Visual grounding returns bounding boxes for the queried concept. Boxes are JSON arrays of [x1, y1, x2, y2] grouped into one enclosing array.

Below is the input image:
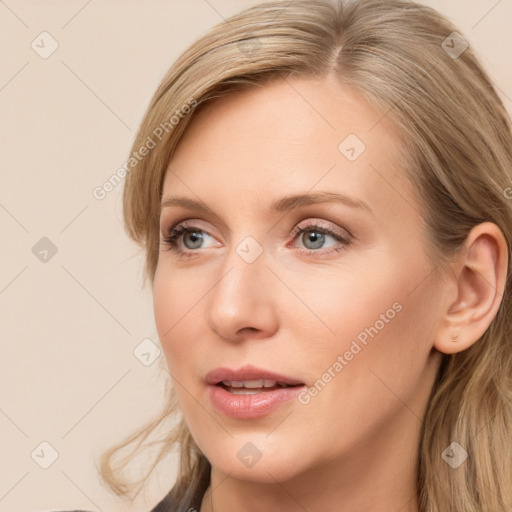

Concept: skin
[[152, 74, 508, 512]]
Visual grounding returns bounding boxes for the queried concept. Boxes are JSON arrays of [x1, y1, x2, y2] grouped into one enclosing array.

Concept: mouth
[[205, 365, 306, 419], [205, 364, 305, 388], [215, 379, 304, 395]]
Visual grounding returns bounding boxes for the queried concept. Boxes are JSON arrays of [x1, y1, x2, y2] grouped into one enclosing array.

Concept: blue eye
[[161, 223, 214, 253], [291, 224, 352, 255], [160, 221, 352, 258]]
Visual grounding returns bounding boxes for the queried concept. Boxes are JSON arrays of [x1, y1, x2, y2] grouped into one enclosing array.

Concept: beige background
[[1, 1, 511, 511]]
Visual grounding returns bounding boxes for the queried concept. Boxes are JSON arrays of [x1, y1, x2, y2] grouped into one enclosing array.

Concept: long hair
[[97, 1, 512, 510]]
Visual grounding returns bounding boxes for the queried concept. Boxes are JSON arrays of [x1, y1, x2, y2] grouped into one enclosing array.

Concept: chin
[[202, 434, 308, 483]]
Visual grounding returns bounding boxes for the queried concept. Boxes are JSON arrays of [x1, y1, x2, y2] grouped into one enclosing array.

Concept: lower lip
[[208, 384, 305, 419]]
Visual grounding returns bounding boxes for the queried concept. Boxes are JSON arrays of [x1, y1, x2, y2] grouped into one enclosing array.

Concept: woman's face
[[153, 75, 445, 483]]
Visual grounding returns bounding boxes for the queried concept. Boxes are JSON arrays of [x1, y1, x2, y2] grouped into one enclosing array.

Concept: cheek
[[309, 242, 436, 359], [295, 244, 432, 369], [152, 266, 206, 375], [299, 253, 439, 432], [285, 256, 407, 365]]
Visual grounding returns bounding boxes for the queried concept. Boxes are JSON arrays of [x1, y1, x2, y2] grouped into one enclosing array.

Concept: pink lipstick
[[205, 364, 306, 419]]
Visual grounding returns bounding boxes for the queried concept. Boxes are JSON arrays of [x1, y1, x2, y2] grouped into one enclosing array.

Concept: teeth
[[227, 388, 266, 395], [221, 379, 280, 388]]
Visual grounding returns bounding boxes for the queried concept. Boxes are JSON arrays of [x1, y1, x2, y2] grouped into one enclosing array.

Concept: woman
[[97, 1, 512, 511]]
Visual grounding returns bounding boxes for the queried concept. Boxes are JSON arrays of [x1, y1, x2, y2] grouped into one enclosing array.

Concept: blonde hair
[[97, 1, 512, 510]]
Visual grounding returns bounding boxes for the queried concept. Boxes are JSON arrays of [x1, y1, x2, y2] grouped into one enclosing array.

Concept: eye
[[289, 221, 352, 256], [160, 221, 216, 255], [160, 219, 353, 258]]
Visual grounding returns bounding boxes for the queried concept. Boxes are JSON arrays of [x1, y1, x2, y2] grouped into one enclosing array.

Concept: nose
[[206, 240, 279, 342]]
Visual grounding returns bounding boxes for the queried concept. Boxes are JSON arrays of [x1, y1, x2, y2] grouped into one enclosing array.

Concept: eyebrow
[[159, 191, 373, 216]]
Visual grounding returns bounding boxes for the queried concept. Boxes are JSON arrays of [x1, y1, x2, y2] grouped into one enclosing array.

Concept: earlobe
[[433, 222, 508, 355]]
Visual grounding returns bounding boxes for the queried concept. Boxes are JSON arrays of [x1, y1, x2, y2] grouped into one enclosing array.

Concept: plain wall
[[1, 1, 511, 511]]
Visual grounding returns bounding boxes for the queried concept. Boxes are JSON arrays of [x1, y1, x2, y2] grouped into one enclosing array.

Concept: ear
[[433, 222, 509, 355]]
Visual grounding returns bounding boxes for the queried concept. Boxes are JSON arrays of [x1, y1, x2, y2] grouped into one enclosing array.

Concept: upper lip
[[205, 364, 305, 386]]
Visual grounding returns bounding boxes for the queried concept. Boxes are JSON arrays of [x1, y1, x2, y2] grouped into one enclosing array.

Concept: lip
[[204, 364, 305, 386], [205, 364, 306, 420], [208, 384, 305, 419]]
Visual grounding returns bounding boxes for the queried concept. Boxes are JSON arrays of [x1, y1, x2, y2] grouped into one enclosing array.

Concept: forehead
[[162, 75, 414, 221]]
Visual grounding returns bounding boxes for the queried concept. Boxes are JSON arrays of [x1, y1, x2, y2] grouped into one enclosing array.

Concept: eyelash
[[160, 220, 353, 258]]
